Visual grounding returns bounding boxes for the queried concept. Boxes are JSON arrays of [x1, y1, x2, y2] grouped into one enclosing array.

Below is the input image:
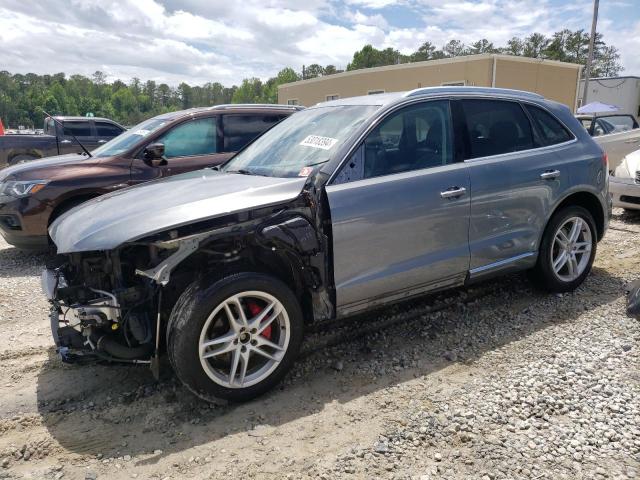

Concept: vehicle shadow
[[36, 266, 624, 462]]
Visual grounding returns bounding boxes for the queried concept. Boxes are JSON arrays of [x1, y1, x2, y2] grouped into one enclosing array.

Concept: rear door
[[326, 100, 470, 314], [460, 98, 572, 278], [59, 120, 99, 154]]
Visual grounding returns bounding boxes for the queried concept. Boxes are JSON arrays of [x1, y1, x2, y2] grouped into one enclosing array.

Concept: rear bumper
[[610, 176, 640, 210]]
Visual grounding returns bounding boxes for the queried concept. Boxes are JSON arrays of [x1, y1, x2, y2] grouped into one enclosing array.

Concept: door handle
[[440, 186, 467, 199], [98, 139, 106, 144], [540, 170, 560, 180], [60, 139, 72, 144]]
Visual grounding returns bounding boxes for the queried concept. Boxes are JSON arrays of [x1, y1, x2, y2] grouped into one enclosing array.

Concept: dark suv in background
[[0, 104, 301, 249], [0, 116, 126, 167]]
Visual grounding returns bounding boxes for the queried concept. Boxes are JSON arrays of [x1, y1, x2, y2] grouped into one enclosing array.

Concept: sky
[[0, 0, 638, 86]]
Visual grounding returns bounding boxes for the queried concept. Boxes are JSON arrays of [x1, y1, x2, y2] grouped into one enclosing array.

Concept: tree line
[[0, 29, 622, 128]]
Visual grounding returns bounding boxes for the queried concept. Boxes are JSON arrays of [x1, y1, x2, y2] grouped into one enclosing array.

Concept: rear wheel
[[531, 206, 597, 293], [167, 273, 304, 402]]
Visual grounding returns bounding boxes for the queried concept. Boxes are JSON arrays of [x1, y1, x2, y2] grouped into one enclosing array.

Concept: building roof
[[279, 53, 581, 90]]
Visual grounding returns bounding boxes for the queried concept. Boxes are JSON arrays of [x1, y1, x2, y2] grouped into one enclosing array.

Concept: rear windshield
[[91, 118, 168, 158], [221, 105, 378, 178]]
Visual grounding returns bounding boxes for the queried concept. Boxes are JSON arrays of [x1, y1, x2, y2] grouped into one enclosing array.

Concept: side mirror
[[143, 143, 167, 167]]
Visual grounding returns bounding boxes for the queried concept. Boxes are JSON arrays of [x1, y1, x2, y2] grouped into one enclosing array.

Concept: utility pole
[[582, 0, 599, 106]]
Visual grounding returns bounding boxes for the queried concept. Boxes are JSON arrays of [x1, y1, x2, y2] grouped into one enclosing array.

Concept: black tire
[[531, 205, 597, 293], [166, 272, 304, 403]]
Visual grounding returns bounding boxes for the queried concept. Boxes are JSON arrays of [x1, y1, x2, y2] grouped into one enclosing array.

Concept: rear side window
[[526, 105, 573, 146], [96, 122, 124, 137], [63, 122, 92, 137], [461, 99, 534, 159], [222, 115, 284, 152], [158, 117, 218, 158]]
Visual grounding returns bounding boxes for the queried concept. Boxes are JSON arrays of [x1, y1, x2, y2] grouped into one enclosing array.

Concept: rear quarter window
[[96, 122, 124, 137], [525, 105, 573, 146]]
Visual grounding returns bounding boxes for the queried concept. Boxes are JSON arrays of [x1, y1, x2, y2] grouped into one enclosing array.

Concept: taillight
[[603, 152, 609, 170]]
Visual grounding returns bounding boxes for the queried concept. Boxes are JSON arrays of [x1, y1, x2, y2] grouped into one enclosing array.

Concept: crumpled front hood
[[615, 149, 640, 178], [50, 169, 307, 253], [0, 153, 95, 182]]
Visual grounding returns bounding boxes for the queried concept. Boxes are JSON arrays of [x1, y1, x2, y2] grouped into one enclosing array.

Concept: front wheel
[[531, 206, 597, 293], [167, 273, 304, 402]]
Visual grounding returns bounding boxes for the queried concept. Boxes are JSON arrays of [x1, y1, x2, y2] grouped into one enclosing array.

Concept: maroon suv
[[0, 104, 301, 249]]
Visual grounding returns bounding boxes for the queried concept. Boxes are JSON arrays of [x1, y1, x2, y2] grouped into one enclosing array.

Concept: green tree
[[469, 39, 497, 55], [232, 78, 263, 103], [442, 40, 466, 57], [523, 33, 548, 58]]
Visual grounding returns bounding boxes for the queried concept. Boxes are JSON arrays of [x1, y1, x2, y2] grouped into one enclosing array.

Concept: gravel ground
[[0, 209, 638, 480]]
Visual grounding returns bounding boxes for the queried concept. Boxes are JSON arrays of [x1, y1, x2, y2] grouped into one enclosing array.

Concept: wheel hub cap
[[551, 216, 592, 283]]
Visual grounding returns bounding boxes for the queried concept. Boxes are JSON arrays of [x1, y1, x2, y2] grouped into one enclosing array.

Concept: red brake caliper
[[247, 301, 272, 340]]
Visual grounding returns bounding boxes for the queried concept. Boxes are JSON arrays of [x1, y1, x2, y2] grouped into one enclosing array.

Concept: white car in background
[[611, 148, 640, 210], [576, 114, 640, 172]]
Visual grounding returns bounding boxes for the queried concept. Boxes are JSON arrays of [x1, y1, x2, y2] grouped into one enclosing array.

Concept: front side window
[[222, 115, 283, 152], [461, 99, 534, 159], [344, 100, 453, 180], [525, 105, 573, 146], [222, 105, 378, 178], [63, 122, 92, 137], [158, 117, 218, 159], [96, 122, 124, 137]]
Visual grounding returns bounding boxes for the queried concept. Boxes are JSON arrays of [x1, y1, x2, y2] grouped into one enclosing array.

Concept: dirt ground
[[0, 209, 638, 480]]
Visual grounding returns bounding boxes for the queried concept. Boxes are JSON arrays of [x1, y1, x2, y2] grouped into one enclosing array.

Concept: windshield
[[91, 117, 170, 158], [222, 105, 379, 177]]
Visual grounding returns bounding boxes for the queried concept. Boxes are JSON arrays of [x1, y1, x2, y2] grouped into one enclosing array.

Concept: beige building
[[278, 54, 582, 111]]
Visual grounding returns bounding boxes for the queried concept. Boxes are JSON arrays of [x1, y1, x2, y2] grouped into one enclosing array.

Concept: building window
[[441, 81, 466, 86], [368, 89, 385, 95], [325, 94, 340, 101], [287, 99, 299, 105]]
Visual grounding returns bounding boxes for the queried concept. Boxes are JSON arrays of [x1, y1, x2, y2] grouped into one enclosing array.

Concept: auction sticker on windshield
[[299, 135, 338, 150]]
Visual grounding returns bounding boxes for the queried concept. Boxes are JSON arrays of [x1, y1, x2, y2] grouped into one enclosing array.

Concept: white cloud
[[0, 0, 635, 86]]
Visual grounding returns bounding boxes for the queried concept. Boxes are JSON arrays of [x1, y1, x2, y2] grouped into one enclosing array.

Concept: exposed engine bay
[[43, 197, 333, 378]]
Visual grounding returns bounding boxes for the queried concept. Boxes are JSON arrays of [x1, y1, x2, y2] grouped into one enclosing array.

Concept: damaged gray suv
[[43, 87, 610, 402]]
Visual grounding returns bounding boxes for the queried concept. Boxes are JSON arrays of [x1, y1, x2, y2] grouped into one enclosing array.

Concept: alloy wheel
[[198, 291, 290, 389], [550, 216, 593, 283]]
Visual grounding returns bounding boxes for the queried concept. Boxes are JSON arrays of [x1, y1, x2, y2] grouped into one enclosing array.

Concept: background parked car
[[611, 148, 640, 210], [0, 104, 302, 249], [576, 113, 640, 172], [0, 116, 126, 167]]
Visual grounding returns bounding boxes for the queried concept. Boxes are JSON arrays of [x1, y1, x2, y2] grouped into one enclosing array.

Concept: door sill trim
[[468, 252, 536, 277]]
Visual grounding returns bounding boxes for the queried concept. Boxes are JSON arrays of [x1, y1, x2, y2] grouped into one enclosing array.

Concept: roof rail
[[404, 86, 544, 100], [206, 104, 303, 110]]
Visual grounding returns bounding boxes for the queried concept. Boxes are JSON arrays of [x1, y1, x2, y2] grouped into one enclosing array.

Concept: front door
[[325, 100, 470, 315], [59, 121, 99, 155]]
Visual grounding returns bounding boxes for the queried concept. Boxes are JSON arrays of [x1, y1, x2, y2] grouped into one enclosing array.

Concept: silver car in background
[[43, 87, 610, 402]]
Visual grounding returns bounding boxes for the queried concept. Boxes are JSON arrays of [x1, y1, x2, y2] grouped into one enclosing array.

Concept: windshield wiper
[[226, 169, 268, 176], [304, 159, 329, 168]]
